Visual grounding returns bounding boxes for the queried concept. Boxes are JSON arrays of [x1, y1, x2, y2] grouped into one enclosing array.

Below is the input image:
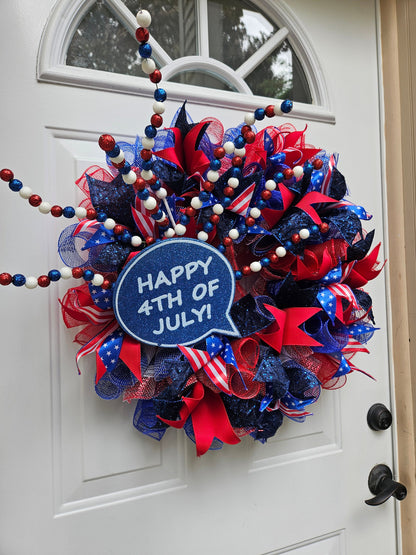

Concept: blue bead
[[285, 241, 293, 249], [145, 125, 157, 138], [274, 172, 284, 183], [12, 274, 26, 286], [151, 209, 164, 221], [48, 269, 61, 281], [142, 160, 153, 170], [154, 88, 167, 102], [119, 163, 131, 174], [210, 159, 221, 171], [238, 224, 247, 234], [63, 206, 75, 218], [120, 232, 132, 245], [180, 214, 190, 225], [9, 179, 22, 192], [311, 224, 319, 233], [139, 43, 152, 58], [254, 108, 265, 120], [217, 244, 226, 254], [199, 191, 210, 202], [107, 145, 120, 158], [97, 211, 107, 222], [231, 167, 242, 179], [234, 135, 245, 148], [222, 198, 232, 207], [260, 257, 270, 267], [257, 199, 266, 209], [203, 222, 214, 232], [281, 100, 293, 113], [137, 189, 150, 200], [235, 270, 243, 280], [83, 270, 94, 281], [150, 180, 161, 191]]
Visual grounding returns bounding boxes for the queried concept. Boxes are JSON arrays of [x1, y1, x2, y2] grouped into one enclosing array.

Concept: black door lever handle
[[365, 464, 407, 506]]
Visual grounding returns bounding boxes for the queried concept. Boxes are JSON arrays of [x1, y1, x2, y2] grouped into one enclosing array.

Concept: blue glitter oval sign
[[113, 238, 239, 347]]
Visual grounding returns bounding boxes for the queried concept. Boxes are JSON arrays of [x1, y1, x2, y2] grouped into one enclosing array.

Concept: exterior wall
[[380, 0, 416, 551]]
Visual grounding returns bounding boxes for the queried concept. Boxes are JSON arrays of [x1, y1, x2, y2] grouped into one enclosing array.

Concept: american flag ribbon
[[321, 153, 337, 196], [132, 197, 156, 238], [328, 283, 360, 310], [73, 219, 101, 236], [227, 182, 256, 217], [76, 320, 119, 375], [178, 344, 231, 394]]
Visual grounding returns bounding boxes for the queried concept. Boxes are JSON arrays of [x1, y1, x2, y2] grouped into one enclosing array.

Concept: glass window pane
[[123, 0, 197, 59], [66, 2, 142, 76], [245, 40, 312, 103], [208, 0, 277, 70], [169, 70, 236, 91]]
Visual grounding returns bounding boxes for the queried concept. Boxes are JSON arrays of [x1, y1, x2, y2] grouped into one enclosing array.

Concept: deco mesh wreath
[[0, 9, 383, 456]]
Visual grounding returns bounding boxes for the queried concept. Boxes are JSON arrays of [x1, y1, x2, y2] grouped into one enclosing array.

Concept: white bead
[[141, 169, 153, 180], [122, 170, 137, 184], [165, 228, 175, 238], [109, 151, 125, 164], [143, 196, 157, 210], [265, 179, 277, 191], [229, 228, 239, 240], [153, 101, 165, 114], [136, 9, 151, 27], [228, 177, 239, 188], [141, 59, 156, 75], [131, 235, 142, 247], [299, 228, 310, 240], [223, 141, 235, 154], [75, 206, 87, 218], [274, 105, 283, 116], [60, 267, 73, 279], [25, 276, 38, 289], [250, 207, 261, 219], [92, 274, 104, 287], [19, 186, 32, 199], [174, 224, 187, 236], [104, 218, 116, 230], [235, 147, 246, 157], [191, 197, 203, 210], [197, 231, 208, 242], [38, 201, 52, 214], [250, 261, 262, 273], [213, 203, 224, 215], [244, 113, 256, 125], [206, 170, 219, 182], [141, 137, 154, 149], [155, 187, 167, 199], [293, 165, 304, 178], [275, 246, 287, 257]]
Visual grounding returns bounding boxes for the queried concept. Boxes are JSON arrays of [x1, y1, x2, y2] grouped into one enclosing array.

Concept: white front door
[[0, 0, 400, 554]]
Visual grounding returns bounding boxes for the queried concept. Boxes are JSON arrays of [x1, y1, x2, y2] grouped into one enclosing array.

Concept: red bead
[[320, 222, 329, 233], [134, 177, 146, 191], [210, 214, 220, 225], [241, 125, 251, 135], [245, 217, 255, 227], [313, 159, 323, 170], [145, 236, 155, 245], [232, 156, 243, 167], [149, 70, 162, 83], [112, 161, 126, 169], [147, 175, 158, 185], [29, 194, 42, 207], [185, 207, 196, 217], [0, 168, 14, 182], [283, 168, 294, 180], [135, 27, 149, 43], [151, 114, 163, 128], [223, 237, 232, 247], [270, 253, 278, 263], [291, 233, 301, 244], [261, 190, 272, 200], [38, 275, 50, 288], [265, 105, 275, 117], [223, 186, 234, 197], [113, 225, 124, 235], [72, 267, 84, 279], [214, 147, 225, 159], [98, 134, 115, 152], [242, 265, 251, 276], [86, 208, 97, 220], [51, 205, 63, 217], [101, 279, 112, 290], [244, 131, 256, 144], [0, 272, 12, 285], [140, 149, 152, 161], [203, 180, 215, 192]]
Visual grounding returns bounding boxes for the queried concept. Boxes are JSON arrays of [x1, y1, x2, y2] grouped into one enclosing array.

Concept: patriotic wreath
[[0, 9, 383, 456]]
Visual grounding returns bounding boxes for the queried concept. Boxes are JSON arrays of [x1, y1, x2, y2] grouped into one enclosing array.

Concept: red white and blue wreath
[[0, 9, 383, 455]]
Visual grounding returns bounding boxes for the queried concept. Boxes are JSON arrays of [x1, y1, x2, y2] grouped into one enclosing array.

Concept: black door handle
[[365, 464, 407, 506], [367, 403, 392, 431]]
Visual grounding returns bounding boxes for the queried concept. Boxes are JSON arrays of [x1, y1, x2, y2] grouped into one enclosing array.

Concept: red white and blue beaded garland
[[0, 9, 384, 456]]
